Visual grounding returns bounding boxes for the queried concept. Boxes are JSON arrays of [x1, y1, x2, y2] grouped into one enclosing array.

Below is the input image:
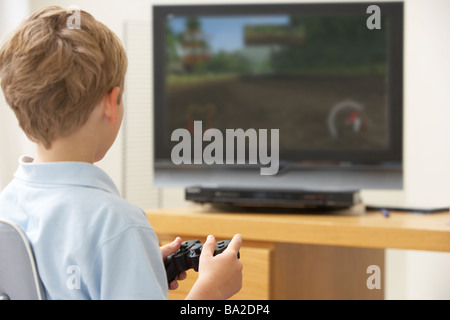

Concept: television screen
[[153, 2, 403, 190]]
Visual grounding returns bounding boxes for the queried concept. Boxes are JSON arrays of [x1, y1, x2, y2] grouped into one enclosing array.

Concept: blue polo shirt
[[0, 156, 168, 300]]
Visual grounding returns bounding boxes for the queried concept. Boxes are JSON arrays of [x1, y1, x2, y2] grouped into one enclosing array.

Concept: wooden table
[[146, 205, 450, 300]]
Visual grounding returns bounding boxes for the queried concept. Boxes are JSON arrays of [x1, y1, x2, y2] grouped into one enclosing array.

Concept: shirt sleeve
[[87, 225, 169, 300]]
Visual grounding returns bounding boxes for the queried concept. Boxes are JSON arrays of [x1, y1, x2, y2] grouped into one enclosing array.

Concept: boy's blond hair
[[0, 6, 128, 148]]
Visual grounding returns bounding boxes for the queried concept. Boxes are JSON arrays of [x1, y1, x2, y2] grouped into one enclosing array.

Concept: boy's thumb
[[161, 237, 181, 259]]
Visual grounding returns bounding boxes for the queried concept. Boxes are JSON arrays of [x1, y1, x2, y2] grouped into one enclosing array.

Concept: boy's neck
[[34, 135, 99, 164]]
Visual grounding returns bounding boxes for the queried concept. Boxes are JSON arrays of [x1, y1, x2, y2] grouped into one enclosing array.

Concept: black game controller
[[165, 239, 240, 285]]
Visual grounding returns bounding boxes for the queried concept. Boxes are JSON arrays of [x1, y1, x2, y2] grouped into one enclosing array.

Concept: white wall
[[385, 0, 450, 299], [1, 0, 449, 299]]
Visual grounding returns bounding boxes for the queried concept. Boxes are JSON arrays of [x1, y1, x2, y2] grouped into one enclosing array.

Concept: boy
[[0, 6, 242, 299]]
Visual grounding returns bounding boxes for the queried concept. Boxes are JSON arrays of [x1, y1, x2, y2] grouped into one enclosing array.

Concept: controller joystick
[[165, 239, 240, 285]]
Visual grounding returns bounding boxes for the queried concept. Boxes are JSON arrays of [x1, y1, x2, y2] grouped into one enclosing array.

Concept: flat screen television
[[153, 2, 403, 191]]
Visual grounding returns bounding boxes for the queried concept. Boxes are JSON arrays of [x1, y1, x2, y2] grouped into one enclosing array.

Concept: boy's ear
[[103, 86, 121, 125]]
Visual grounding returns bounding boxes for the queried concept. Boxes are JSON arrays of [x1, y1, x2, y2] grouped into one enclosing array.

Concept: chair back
[[0, 219, 45, 300]]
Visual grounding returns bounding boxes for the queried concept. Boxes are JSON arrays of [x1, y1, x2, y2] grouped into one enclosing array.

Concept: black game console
[[165, 239, 240, 285], [185, 186, 361, 209]]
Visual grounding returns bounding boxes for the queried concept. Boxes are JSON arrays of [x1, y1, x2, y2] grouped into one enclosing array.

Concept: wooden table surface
[[146, 205, 450, 252]]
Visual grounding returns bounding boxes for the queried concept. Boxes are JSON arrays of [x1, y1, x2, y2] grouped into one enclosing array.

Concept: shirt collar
[[14, 156, 120, 196]]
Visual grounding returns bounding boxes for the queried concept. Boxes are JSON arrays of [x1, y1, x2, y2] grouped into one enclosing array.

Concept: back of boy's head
[[0, 6, 128, 149]]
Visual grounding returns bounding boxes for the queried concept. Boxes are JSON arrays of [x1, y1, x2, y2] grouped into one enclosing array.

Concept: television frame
[[152, 2, 404, 191]]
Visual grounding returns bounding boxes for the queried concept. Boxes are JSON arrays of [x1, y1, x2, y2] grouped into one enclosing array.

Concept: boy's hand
[[187, 234, 243, 300], [160, 237, 187, 290]]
